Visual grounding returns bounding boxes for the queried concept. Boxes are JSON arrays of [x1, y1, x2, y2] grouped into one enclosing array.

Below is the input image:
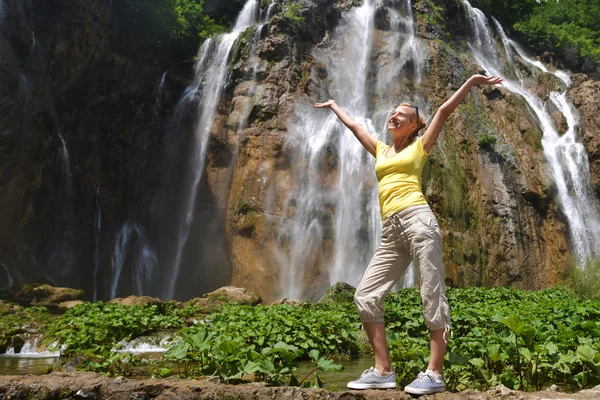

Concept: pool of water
[[0, 355, 58, 375], [295, 356, 373, 391]]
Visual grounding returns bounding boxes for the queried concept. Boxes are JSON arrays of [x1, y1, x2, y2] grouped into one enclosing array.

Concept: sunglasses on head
[[409, 105, 419, 123]]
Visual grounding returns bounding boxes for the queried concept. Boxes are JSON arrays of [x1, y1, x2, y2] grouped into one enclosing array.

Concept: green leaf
[[469, 358, 485, 368], [308, 349, 320, 362], [577, 344, 596, 363], [545, 342, 559, 355], [501, 314, 527, 335], [522, 326, 537, 346], [317, 357, 344, 372]]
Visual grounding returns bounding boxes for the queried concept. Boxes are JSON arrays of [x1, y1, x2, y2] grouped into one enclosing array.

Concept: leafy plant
[[478, 132, 497, 149], [297, 350, 344, 388]]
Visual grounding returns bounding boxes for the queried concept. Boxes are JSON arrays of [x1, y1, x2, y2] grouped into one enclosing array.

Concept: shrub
[[478, 132, 497, 149]]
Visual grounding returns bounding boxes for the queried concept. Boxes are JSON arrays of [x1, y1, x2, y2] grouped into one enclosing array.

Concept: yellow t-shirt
[[375, 138, 428, 221]]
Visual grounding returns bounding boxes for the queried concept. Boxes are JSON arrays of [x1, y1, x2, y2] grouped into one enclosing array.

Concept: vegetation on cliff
[[469, 0, 600, 72], [111, 0, 244, 58]]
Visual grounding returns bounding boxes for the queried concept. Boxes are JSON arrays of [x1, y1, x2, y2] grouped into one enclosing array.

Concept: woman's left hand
[[470, 74, 503, 86]]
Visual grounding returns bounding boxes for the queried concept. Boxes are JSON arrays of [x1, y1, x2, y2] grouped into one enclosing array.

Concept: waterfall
[[165, 0, 261, 299], [0, 263, 13, 290], [462, 1, 600, 265], [264, 0, 277, 22], [19, 75, 33, 139], [57, 133, 73, 193], [93, 185, 101, 302], [276, 0, 426, 299], [110, 222, 157, 299], [152, 71, 167, 121]]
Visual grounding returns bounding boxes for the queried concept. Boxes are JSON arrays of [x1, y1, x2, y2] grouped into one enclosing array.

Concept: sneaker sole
[[403, 386, 446, 395], [347, 382, 397, 390]]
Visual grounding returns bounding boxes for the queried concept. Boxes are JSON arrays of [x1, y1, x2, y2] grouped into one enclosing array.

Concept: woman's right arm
[[314, 100, 378, 157]]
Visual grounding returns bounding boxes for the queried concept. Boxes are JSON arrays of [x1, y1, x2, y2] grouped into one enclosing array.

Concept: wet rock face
[[569, 75, 600, 195]]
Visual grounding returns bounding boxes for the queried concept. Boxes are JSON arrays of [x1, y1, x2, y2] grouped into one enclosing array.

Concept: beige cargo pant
[[354, 204, 451, 334]]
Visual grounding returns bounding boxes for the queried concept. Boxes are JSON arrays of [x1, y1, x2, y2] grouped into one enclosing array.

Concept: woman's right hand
[[314, 99, 336, 108]]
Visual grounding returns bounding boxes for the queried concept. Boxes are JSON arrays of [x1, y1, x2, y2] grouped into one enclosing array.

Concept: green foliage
[[46, 301, 196, 359], [469, 0, 600, 72], [478, 132, 497, 149], [3, 286, 600, 390], [385, 287, 600, 391], [282, 2, 305, 35], [0, 304, 52, 352], [110, 0, 231, 58], [568, 259, 600, 301], [163, 302, 356, 382]]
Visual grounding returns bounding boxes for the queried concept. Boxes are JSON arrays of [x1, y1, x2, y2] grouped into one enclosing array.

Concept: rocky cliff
[[0, 0, 598, 302]]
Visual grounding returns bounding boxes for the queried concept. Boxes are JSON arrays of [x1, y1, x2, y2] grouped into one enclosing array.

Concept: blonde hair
[[398, 103, 426, 139]]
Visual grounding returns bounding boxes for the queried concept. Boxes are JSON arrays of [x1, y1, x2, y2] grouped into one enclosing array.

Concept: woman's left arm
[[422, 74, 502, 153]]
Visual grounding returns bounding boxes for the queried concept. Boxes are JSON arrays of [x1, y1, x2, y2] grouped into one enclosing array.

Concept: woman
[[314, 74, 502, 395]]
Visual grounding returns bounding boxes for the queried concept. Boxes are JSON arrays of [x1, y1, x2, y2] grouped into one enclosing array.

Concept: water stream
[[165, 0, 260, 299], [462, 1, 600, 265], [93, 184, 102, 302], [110, 222, 157, 298]]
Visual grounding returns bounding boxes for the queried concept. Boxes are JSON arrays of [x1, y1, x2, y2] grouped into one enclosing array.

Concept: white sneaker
[[347, 367, 397, 390]]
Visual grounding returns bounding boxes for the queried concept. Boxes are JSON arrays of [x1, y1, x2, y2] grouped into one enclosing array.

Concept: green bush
[[282, 2, 305, 35], [110, 0, 232, 59], [478, 132, 497, 149], [568, 260, 600, 301]]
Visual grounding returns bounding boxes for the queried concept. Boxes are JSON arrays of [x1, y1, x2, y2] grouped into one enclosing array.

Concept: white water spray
[[57, 133, 73, 193], [111, 222, 157, 299], [279, 1, 381, 299], [93, 185, 101, 301]]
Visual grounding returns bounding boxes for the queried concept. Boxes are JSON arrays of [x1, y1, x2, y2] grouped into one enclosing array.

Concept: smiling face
[[387, 105, 418, 137]]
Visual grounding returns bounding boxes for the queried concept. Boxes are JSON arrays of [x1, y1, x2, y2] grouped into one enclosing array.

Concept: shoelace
[[360, 367, 375, 377], [415, 372, 433, 382]]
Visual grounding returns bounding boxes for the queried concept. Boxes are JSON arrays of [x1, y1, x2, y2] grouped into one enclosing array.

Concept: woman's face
[[387, 105, 417, 134]]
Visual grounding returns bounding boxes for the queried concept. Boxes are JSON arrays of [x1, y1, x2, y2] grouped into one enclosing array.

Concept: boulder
[[108, 296, 163, 307], [186, 286, 262, 313], [57, 300, 84, 313], [14, 284, 84, 308], [271, 298, 302, 305], [319, 282, 356, 303]]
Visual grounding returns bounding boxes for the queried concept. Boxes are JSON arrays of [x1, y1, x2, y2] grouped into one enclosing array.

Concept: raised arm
[[315, 100, 378, 157], [422, 75, 502, 153]]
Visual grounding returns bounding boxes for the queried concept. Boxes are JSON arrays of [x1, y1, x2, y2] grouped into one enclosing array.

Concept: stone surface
[[186, 286, 262, 313], [13, 284, 84, 308], [569, 75, 600, 196], [57, 300, 84, 312], [320, 282, 356, 303], [108, 296, 163, 307], [0, 373, 597, 400]]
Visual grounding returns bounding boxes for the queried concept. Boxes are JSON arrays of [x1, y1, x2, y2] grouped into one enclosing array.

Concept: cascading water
[[19, 75, 33, 139], [151, 71, 167, 123], [0, 263, 13, 290], [264, 0, 277, 22], [165, 0, 260, 299], [57, 133, 73, 193], [93, 185, 101, 301], [279, 0, 425, 298], [462, 1, 600, 265], [111, 222, 157, 298]]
